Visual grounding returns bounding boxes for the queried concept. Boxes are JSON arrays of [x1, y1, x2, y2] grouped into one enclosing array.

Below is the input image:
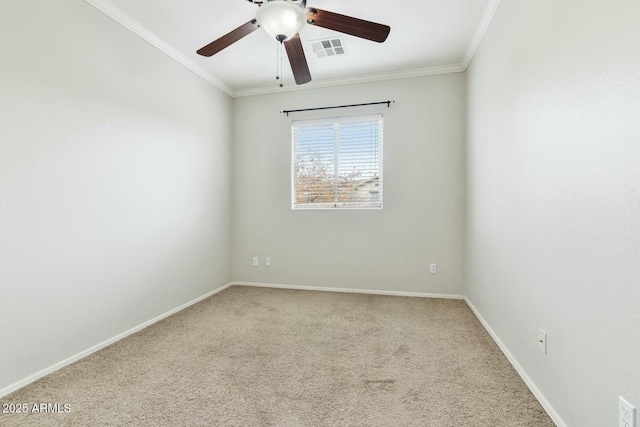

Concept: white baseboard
[[233, 281, 465, 300], [7, 279, 561, 427], [464, 297, 566, 427], [0, 282, 233, 399]]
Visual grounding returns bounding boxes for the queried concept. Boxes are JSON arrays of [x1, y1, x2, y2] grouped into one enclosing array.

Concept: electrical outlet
[[429, 264, 437, 274], [620, 396, 636, 427], [265, 257, 271, 267], [538, 329, 547, 354], [252, 257, 258, 267]]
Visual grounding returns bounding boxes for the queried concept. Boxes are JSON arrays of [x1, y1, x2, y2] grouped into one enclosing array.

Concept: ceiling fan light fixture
[[256, 0, 306, 42]]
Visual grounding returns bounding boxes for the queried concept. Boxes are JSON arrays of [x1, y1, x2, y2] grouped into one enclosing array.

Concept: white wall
[[0, 1, 232, 393], [233, 74, 465, 295], [465, 1, 640, 426]]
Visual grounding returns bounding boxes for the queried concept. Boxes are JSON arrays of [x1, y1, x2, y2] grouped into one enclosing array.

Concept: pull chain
[[275, 41, 284, 88], [275, 41, 280, 84]]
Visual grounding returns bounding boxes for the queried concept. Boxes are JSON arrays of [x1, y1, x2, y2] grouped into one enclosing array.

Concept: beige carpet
[[2, 286, 555, 426]]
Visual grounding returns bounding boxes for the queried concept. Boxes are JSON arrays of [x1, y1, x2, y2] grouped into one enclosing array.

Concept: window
[[292, 114, 383, 209]]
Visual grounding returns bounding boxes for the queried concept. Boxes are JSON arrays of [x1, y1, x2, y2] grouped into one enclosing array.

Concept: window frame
[[291, 114, 383, 210]]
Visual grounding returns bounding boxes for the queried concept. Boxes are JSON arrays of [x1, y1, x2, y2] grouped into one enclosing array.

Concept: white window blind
[[292, 114, 383, 209]]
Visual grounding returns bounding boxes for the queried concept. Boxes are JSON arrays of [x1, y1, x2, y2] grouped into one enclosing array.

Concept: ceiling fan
[[196, 0, 391, 85]]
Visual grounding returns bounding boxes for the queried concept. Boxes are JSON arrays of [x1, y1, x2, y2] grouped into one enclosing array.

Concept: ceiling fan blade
[[306, 9, 390, 43], [284, 34, 312, 85], [196, 19, 259, 57]]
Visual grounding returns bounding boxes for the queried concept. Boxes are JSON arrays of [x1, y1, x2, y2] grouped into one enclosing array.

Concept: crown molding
[[83, 0, 233, 96], [84, 0, 501, 98], [232, 63, 466, 98], [462, 0, 504, 69]]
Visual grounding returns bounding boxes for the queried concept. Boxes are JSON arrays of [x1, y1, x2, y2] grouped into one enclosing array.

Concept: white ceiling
[[87, 0, 500, 97]]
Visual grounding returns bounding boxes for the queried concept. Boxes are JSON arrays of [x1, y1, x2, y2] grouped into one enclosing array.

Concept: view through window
[[292, 114, 383, 209]]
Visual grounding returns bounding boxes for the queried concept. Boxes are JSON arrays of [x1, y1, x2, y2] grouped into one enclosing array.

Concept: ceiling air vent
[[310, 37, 346, 58]]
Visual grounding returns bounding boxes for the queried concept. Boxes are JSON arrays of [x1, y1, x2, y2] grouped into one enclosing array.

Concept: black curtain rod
[[281, 100, 395, 116]]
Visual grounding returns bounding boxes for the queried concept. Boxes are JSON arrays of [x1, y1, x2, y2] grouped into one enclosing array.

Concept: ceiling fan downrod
[[246, 0, 306, 6]]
